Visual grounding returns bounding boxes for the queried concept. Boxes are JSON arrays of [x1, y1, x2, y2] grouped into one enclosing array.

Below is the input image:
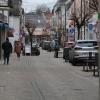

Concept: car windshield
[[77, 41, 97, 47]]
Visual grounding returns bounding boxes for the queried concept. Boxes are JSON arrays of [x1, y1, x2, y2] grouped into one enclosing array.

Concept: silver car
[[22, 44, 31, 56], [69, 40, 98, 65]]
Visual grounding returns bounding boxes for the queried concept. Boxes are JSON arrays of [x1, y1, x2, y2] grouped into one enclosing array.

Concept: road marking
[[31, 81, 46, 100]]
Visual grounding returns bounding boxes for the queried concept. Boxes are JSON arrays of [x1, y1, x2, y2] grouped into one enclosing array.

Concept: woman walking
[[15, 41, 22, 60]]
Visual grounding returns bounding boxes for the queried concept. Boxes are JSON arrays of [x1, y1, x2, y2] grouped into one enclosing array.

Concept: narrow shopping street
[[0, 49, 99, 100]]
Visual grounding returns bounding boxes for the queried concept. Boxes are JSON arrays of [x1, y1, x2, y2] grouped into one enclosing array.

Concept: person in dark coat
[[54, 40, 59, 58], [2, 38, 12, 64]]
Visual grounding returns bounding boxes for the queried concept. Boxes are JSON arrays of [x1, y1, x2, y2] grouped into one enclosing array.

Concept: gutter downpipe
[[98, 0, 100, 99]]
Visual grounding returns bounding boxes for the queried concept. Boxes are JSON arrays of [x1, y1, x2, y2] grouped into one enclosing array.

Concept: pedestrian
[[54, 40, 59, 58], [2, 38, 12, 65], [15, 41, 22, 60]]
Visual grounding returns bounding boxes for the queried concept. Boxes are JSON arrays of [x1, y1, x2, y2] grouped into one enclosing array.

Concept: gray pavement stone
[[0, 51, 99, 100]]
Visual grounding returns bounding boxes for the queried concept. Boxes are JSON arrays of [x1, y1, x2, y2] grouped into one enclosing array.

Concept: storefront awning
[[2, 23, 9, 30], [4, 23, 9, 29], [0, 21, 9, 29], [0, 21, 4, 28]]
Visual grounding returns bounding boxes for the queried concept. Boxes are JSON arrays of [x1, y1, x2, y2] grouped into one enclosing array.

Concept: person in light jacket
[[15, 41, 22, 60]]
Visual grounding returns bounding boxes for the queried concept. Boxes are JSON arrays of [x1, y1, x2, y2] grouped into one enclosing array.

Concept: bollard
[[88, 52, 92, 70], [93, 53, 99, 76]]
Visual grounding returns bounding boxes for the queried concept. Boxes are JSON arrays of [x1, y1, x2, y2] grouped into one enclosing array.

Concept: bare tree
[[25, 22, 36, 55], [89, 0, 98, 11], [71, 0, 98, 39]]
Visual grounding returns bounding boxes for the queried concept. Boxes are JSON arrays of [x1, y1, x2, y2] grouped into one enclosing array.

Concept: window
[[77, 41, 98, 47]]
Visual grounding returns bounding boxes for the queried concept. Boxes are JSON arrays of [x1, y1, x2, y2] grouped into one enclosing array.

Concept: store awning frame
[[0, 21, 4, 28], [2, 23, 9, 30], [0, 21, 9, 29]]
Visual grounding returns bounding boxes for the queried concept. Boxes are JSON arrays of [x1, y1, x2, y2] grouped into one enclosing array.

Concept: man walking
[[2, 38, 12, 64], [54, 40, 59, 58]]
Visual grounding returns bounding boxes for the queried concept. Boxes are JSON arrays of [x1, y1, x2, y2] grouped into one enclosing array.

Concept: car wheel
[[36, 51, 40, 56], [22, 51, 25, 56]]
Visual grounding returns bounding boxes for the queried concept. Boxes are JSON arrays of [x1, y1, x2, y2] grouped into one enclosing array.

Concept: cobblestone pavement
[[0, 50, 99, 100]]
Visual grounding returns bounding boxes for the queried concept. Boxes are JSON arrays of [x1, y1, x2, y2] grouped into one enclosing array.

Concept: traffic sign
[[88, 24, 93, 33]]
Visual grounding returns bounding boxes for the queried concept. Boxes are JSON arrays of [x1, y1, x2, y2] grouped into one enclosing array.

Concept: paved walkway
[[0, 52, 99, 100]]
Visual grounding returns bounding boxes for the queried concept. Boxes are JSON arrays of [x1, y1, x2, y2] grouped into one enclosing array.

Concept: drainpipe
[[98, 0, 100, 98]]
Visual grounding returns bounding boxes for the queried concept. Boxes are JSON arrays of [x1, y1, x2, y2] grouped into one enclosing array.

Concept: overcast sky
[[22, 0, 57, 12]]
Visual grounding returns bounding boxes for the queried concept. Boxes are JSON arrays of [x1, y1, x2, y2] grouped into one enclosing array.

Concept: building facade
[[0, 0, 10, 59], [9, 0, 24, 48], [51, 0, 97, 43]]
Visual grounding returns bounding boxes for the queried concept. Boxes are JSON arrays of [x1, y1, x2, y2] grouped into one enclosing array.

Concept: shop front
[[0, 21, 9, 59]]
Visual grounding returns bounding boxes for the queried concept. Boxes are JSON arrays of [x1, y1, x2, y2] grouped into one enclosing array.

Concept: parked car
[[22, 44, 31, 56], [42, 41, 51, 50], [31, 43, 40, 56], [69, 40, 98, 65]]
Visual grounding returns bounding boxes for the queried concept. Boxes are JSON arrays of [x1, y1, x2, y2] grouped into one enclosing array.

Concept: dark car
[[31, 43, 40, 56], [42, 41, 51, 50]]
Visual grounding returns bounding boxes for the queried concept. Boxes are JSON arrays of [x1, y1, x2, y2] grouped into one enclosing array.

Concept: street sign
[[88, 24, 93, 33], [69, 26, 75, 34]]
